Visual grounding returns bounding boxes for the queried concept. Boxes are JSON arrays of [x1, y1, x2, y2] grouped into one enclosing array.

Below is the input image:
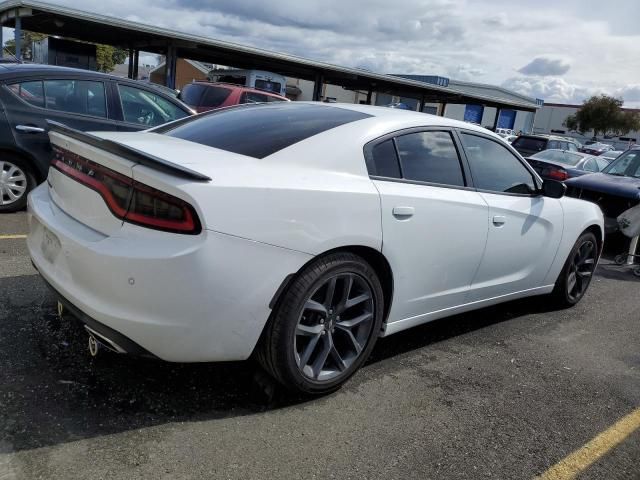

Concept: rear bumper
[[27, 184, 311, 362]]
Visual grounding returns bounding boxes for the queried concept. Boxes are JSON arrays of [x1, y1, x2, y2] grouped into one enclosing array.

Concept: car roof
[[0, 63, 168, 89], [189, 81, 287, 98], [518, 133, 571, 141]]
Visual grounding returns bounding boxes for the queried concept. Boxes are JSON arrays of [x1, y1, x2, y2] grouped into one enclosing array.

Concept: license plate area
[[41, 226, 61, 264]]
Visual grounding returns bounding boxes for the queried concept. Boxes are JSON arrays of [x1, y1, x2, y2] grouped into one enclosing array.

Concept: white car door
[[458, 131, 564, 301], [365, 129, 489, 324]]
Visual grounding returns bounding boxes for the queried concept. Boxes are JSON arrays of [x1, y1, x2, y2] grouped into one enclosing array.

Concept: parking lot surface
[[1, 211, 639, 479]]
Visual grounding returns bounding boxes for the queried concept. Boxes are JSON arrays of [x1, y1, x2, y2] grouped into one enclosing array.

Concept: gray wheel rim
[[295, 272, 375, 382], [0, 160, 28, 206], [567, 240, 596, 301]]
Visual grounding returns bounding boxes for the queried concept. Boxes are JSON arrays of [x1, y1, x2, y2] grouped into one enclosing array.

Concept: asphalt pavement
[[1, 211, 638, 479]]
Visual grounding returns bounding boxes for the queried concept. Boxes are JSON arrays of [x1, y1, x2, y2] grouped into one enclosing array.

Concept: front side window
[[567, 142, 578, 152], [44, 79, 107, 117], [394, 131, 465, 186], [118, 84, 188, 127], [461, 133, 537, 194], [7, 80, 45, 108]]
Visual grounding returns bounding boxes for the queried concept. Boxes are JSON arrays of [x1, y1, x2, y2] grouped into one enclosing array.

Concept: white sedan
[[27, 103, 603, 394]]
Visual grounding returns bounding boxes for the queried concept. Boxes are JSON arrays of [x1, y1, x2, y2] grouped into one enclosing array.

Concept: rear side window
[[162, 103, 371, 159], [512, 136, 547, 152], [583, 158, 598, 172], [395, 131, 465, 186], [180, 84, 231, 108], [368, 139, 401, 178], [7, 80, 45, 108], [44, 80, 107, 117], [461, 133, 536, 194]]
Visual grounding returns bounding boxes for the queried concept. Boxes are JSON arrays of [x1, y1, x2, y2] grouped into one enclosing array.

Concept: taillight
[[544, 167, 569, 181], [51, 146, 201, 234]]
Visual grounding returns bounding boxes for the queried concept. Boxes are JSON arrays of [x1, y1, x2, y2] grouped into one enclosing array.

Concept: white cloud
[[518, 56, 571, 76], [4, 0, 640, 106]]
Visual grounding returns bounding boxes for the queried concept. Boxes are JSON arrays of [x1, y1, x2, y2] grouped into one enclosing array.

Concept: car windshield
[[180, 84, 231, 108], [602, 150, 640, 177], [530, 149, 584, 166]]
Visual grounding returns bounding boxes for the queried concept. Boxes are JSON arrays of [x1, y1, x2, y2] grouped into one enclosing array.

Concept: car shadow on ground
[[0, 265, 620, 453]]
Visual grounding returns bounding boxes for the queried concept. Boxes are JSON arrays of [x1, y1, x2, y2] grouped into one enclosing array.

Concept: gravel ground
[[0, 211, 638, 479]]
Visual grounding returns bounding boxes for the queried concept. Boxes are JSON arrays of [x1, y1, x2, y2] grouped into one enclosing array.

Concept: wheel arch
[[268, 245, 394, 326], [0, 146, 46, 182], [583, 223, 604, 256]]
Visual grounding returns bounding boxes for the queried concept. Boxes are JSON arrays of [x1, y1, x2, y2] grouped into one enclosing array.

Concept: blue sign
[[464, 104, 484, 124]]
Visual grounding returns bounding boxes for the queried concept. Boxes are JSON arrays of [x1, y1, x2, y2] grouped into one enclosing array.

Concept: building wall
[[533, 104, 640, 149], [150, 59, 208, 90]]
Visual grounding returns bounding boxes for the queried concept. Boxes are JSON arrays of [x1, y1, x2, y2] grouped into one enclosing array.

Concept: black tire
[[258, 252, 385, 395], [0, 154, 37, 213], [550, 232, 598, 307]]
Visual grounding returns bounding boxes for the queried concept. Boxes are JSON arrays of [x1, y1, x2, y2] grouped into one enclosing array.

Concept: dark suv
[[511, 134, 579, 157], [0, 64, 194, 212]]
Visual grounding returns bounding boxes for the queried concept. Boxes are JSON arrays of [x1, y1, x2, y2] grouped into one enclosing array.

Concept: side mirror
[[541, 179, 566, 198]]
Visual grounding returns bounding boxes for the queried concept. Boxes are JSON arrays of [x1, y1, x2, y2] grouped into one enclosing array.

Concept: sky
[[4, 0, 640, 106]]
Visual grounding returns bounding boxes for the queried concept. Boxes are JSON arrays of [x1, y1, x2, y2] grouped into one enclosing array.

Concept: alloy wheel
[[0, 161, 28, 206], [566, 240, 596, 302], [294, 273, 375, 382]]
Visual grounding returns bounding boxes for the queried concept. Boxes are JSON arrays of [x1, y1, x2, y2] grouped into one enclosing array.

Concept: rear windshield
[[180, 84, 231, 108], [530, 150, 583, 166], [255, 79, 282, 94], [161, 103, 372, 159], [512, 136, 547, 152]]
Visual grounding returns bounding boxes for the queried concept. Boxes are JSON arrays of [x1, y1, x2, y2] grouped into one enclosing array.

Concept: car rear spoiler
[[46, 120, 212, 182]]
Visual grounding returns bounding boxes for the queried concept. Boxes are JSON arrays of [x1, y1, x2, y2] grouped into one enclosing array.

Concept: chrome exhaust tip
[[84, 325, 126, 355], [88, 334, 100, 357]]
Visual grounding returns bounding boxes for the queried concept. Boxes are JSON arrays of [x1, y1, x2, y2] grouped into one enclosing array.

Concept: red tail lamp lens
[[545, 168, 568, 181], [51, 146, 201, 234]]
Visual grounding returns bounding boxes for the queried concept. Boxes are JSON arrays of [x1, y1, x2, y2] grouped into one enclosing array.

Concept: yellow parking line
[[0, 234, 27, 239], [537, 407, 640, 480]]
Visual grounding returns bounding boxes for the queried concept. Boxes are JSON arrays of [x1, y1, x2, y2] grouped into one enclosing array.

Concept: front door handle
[[492, 215, 506, 226], [16, 125, 45, 133], [392, 206, 415, 219]]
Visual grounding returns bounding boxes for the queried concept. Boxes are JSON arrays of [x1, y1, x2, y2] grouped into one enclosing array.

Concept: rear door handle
[[16, 125, 45, 133], [492, 215, 506, 226], [392, 206, 414, 219]]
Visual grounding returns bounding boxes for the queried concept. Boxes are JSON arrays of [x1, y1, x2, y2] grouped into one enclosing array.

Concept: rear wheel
[[550, 232, 598, 307], [258, 252, 384, 395], [0, 155, 36, 213]]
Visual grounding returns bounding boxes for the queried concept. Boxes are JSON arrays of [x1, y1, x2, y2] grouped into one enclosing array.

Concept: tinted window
[[532, 150, 583, 166], [162, 103, 371, 159], [266, 95, 286, 103], [241, 91, 269, 104], [395, 131, 464, 186], [200, 86, 232, 108], [118, 84, 188, 127], [7, 80, 45, 108], [512, 136, 547, 152], [368, 139, 401, 178], [255, 79, 282, 94], [547, 140, 561, 149], [44, 80, 107, 117], [180, 84, 231, 108], [461, 133, 536, 194]]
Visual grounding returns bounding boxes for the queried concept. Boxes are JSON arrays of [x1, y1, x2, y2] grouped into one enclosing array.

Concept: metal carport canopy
[[0, 0, 539, 111]]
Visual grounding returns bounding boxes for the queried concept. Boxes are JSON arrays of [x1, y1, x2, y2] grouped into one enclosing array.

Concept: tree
[[563, 94, 640, 138], [4, 30, 47, 59], [95, 45, 128, 73]]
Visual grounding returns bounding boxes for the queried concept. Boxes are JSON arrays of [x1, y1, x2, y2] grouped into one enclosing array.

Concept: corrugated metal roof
[[0, 0, 540, 110]]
